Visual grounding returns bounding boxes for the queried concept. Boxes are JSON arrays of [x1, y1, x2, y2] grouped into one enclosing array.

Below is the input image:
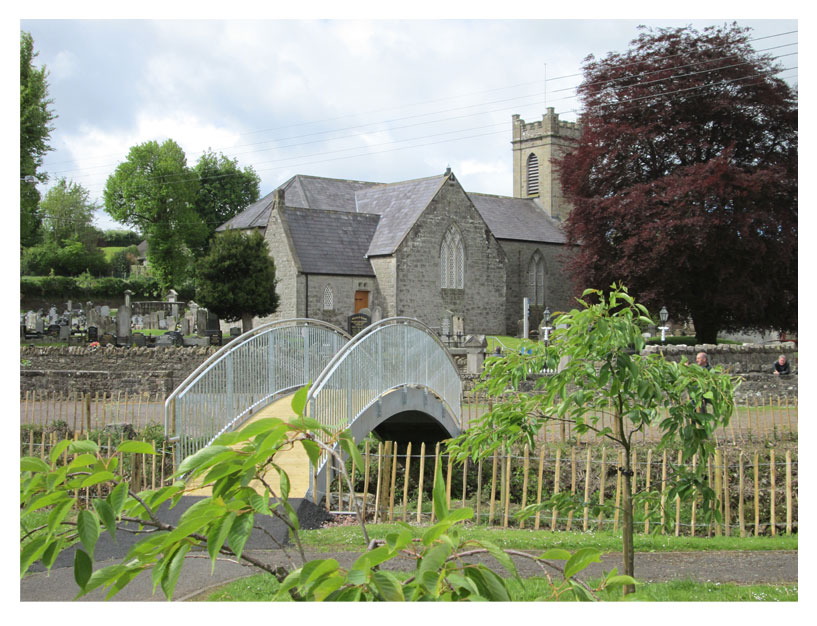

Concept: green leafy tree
[[193, 150, 260, 243], [104, 139, 206, 290], [110, 245, 140, 278], [448, 284, 738, 594], [20, 31, 57, 247], [39, 178, 99, 247], [21, 387, 631, 601], [196, 229, 279, 332]]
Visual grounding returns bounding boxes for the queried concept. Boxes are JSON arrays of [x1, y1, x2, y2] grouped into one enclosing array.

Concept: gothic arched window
[[526, 153, 540, 196], [440, 226, 464, 289], [323, 284, 334, 311], [527, 251, 546, 306]]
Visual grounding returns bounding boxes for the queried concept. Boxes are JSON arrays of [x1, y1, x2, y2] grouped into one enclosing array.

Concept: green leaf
[[21, 456, 50, 473], [311, 573, 345, 601], [107, 567, 143, 601], [66, 453, 98, 471], [605, 574, 638, 589], [107, 481, 128, 516], [73, 549, 92, 590], [49, 439, 71, 465], [300, 439, 321, 466], [161, 543, 192, 600], [539, 548, 572, 561], [41, 537, 65, 571], [479, 540, 520, 582], [339, 432, 364, 472], [564, 547, 602, 580], [116, 441, 157, 455], [47, 497, 75, 535], [68, 439, 99, 455], [442, 507, 473, 524], [237, 417, 285, 440], [207, 512, 237, 573], [20, 536, 46, 577], [432, 463, 448, 521], [77, 509, 100, 559], [466, 566, 511, 601], [80, 471, 116, 488], [227, 513, 254, 560], [93, 499, 117, 538], [305, 558, 339, 585], [176, 445, 231, 475], [371, 571, 405, 601], [291, 384, 310, 417]]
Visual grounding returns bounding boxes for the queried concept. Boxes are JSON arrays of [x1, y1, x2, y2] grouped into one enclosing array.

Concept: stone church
[[217, 108, 581, 336]]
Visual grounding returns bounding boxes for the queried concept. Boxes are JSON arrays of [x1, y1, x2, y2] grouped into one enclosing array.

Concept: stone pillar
[[117, 304, 132, 342], [124, 289, 133, 308]]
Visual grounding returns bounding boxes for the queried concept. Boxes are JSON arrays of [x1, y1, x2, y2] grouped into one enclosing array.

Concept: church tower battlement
[[512, 107, 581, 221]]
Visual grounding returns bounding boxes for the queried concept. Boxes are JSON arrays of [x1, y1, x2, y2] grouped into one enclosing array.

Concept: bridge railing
[[306, 317, 462, 464], [165, 319, 350, 462]]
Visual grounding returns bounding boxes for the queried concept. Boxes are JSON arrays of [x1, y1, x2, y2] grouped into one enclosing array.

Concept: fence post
[[489, 451, 498, 527], [753, 451, 760, 537], [598, 447, 607, 531], [785, 450, 792, 535], [738, 451, 745, 537], [520, 445, 530, 529], [660, 450, 667, 534], [644, 449, 652, 534], [363, 441, 371, 520], [416, 442, 426, 524], [714, 449, 722, 536], [552, 448, 562, 532], [723, 449, 731, 536], [770, 449, 776, 537], [535, 447, 545, 530], [402, 442, 412, 522], [583, 447, 592, 532]]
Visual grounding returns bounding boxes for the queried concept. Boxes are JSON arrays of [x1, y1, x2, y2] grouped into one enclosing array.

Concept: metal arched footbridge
[[164, 317, 462, 503]]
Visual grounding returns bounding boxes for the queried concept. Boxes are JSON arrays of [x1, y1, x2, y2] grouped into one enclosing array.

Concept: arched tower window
[[323, 284, 334, 311], [527, 251, 546, 306], [440, 226, 464, 289], [526, 153, 540, 196]]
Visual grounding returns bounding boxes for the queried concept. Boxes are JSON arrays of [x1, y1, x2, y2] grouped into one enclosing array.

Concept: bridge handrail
[[164, 318, 351, 461], [305, 317, 462, 444]]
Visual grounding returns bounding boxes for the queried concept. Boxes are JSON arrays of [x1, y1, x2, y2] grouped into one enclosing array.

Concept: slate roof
[[355, 175, 446, 256], [469, 193, 566, 244], [281, 207, 380, 276], [216, 190, 274, 231], [283, 175, 378, 211]]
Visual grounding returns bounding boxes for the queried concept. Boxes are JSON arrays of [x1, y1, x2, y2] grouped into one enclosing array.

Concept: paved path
[[22, 543, 797, 602]]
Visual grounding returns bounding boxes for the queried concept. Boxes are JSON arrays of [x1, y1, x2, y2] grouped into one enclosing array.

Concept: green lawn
[[197, 572, 797, 602], [101, 246, 126, 261]]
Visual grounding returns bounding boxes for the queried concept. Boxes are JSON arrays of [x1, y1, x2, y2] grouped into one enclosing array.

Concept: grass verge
[[195, 573, 797, 602], [297, 525, 798, 553]]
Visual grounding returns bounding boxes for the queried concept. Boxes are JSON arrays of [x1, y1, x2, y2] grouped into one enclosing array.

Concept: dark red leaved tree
[[558, 24, 797, 343]]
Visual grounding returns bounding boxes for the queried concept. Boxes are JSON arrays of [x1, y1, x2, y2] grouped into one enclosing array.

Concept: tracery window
[[440, 226, 464, 289], [527, 251, 546, 306], [323, 285, 334, 311], [526, 153, 540, 196]]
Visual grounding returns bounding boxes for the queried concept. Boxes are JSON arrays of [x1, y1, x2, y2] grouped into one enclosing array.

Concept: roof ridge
[[360, 173, 447, 191]]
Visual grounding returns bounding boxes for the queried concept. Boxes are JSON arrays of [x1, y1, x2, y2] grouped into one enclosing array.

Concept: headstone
[[35, 317, 45, 334], [66, 300, 72, 312], [166, 289, 179, 317], [348, 312, 371, 336], [230, 327, 241, 337], [206, 311, 220, 332], [87, 326, 98, 342], [99, 332, 115, 347], [164, 330, 183, 347], [26, 311, 37, 330], [87, 308, 101, 328], [117, 304, 132, 340], [48, 306, 58, 324], [196, 308, 208, 334], [372, 307, 382, 323], [124, 290, 133, 308], [59, 325, 71, 341], [158, 317, 168, 330], [100, 305, 110, 318], [132, 332, 147, 347], [208, 330, 222, 346], [181, 317, 192, 336], [47, 324, 61, 338], [155, 334, 174, 347]]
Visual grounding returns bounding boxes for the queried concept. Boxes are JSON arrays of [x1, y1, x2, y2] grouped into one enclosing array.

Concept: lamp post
[[541, 306, 553, 346], [658, 306, 669, 343]]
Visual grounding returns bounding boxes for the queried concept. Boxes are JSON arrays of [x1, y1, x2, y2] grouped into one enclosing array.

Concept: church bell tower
[[511, 108, 581, 221]]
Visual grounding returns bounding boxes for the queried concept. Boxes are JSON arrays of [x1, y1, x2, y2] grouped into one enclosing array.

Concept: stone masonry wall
[[20, 345, 217, 398], [258, 206, 299, 324], [499, 240, 576, 335], [395, 176, 507, 335], [641, 342, 798, 401]]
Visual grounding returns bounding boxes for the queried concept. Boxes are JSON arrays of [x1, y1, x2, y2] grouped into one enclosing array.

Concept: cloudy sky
[[16, 7, 799, 232]]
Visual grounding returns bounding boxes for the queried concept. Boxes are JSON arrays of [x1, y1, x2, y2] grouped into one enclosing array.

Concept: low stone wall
[[20, 345, 217, 397]]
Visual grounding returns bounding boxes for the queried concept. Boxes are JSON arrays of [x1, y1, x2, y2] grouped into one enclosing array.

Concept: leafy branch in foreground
[[22, 385, 632, 601]]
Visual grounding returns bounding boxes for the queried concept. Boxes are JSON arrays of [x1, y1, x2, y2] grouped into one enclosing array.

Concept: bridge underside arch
[[308, 385, 460, 503]]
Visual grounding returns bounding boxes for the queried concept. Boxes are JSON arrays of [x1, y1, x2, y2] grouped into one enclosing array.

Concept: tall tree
[[39, 178, 99, 247], [558, 24, 797, 343], [20, 31, 57, 247], [196, 229, 279, 332], [193, 150, 260, 243], [104, 139, 206, 289]]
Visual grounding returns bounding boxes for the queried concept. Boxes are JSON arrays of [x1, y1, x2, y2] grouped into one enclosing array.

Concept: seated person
[[773, 354, 791, 375]]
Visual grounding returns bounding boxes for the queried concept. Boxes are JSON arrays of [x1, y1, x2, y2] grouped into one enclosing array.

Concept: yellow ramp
[[186, 393, 312, 499]]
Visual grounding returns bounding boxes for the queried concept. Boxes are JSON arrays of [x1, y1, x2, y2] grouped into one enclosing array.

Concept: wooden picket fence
[[459, 390, 798, 444], [325, 441, 798, 537], [20, 390, 165, 432]]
